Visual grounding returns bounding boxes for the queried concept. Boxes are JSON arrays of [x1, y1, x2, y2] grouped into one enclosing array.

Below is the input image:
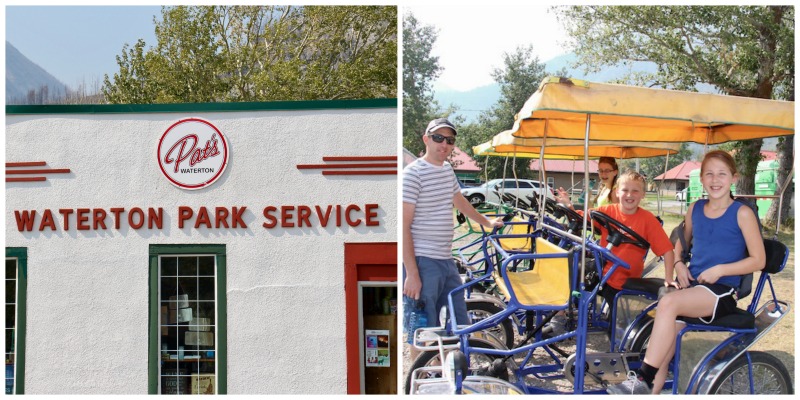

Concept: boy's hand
[[664, 278, 681, 290]]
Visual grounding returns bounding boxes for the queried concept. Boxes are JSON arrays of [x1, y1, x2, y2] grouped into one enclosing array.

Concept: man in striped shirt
[[403, 118, 504, 357]]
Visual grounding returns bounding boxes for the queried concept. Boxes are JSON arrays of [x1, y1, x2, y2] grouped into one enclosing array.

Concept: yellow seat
[[498, 217, 533, 251], [504, 238, 571, 307]]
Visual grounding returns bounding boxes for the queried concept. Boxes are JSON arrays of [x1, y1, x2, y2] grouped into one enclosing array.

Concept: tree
[[402, 12, 444, 158], [461, 46, 555, 180], [103, 6, 396, 104], [618, 143, 693, 185], [555, 5, 794, 226]]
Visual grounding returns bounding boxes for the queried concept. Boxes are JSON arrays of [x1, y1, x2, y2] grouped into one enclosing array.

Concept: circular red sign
[[157, 118, 229, 190]]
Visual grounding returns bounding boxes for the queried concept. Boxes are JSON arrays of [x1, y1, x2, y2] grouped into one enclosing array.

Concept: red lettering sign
[[12, 204, 381, 232]]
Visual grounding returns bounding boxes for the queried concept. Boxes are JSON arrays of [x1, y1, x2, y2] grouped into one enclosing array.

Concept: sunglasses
[[427, 133, 456, 145], [597, 169, 616, 174]]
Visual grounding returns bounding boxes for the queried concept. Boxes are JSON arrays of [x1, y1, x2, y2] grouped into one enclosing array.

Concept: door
[[343, 242, 397, 394]]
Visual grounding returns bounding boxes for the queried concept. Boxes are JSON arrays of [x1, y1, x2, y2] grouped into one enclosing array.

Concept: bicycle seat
[[621, 277, 664, 297], [680, 308, 755, 329]]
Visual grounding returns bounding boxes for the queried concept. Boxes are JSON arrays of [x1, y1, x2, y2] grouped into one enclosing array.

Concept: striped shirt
[[403, 158, 460, 260]]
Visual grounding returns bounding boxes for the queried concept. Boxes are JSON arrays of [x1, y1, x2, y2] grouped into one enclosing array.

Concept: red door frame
[[344, 242, 397, 394]]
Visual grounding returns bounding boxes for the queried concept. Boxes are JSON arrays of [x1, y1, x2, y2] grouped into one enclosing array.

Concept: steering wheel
[[589, 210, 650, 250], [554, 203, 585, 235], [527, 194, 558, 215]]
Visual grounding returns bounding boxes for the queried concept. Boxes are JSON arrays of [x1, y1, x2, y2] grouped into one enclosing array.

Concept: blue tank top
[[689, 199, 745, 289]]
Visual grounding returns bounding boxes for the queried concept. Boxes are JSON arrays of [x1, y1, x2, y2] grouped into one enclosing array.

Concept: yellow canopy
[[487, 130, 681, 159], [473, 141, 583, 159], [510, 77, 794, 144]]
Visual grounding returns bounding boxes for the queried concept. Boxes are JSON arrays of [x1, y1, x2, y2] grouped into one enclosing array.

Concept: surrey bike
[[408, 77, 794, 395], [411, 205, 792, 394]]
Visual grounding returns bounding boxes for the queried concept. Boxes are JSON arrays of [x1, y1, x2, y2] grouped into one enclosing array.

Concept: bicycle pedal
[[489, 359, 509, 381]]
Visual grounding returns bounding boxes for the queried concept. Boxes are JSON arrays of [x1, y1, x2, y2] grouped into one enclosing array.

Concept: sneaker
[[544, 314, 568, 336], [606, 371, 652, 395]]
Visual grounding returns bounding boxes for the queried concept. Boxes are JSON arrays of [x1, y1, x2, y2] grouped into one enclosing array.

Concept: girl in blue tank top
[[607, 150, 766, 395], [688, 198, 747, 289]]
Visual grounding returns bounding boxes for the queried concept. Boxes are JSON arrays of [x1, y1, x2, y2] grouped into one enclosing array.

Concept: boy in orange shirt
[[556, 171, 674, 307]]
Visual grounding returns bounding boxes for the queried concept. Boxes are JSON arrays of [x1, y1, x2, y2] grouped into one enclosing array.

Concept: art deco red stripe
[[322, 170, 396, 176], [6, 161, 71, 183], [322, 156, 396, 162], [6, 177, 47, 182], [6, 168, 71, 175], [296, 163, 396, 169], [6, 162, 47, 167], [297, 155, 398, 176]]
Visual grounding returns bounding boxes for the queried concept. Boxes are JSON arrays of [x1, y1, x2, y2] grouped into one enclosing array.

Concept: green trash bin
[[755, 160, 779, 219], [687, 169, 704, 203]]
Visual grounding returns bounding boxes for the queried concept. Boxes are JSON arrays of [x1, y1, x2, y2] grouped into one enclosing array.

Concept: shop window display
[[159, 255, 217, 395], [5, 250, 25, 396], [5, 259, 17, 395]]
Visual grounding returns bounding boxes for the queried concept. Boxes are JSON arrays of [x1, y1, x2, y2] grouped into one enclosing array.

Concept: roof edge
[[6, 98, 397, 115]]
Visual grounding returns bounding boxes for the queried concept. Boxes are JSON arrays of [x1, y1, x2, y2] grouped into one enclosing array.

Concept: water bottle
[[410, 299, 428, 344], [406, 299, 427, 340]]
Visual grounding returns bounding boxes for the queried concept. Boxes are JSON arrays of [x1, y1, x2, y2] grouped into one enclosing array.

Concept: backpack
[[673, 197, 761, 299]]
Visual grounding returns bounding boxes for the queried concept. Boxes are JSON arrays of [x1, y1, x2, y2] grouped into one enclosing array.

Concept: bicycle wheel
[[707, 351, 793, 394], [404, 339, 503, 394], [629, 319, 652, 353], [467, 301, 515, 349]]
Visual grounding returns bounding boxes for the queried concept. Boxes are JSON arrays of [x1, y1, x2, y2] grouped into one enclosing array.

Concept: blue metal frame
[[443, 225, 635, 394]]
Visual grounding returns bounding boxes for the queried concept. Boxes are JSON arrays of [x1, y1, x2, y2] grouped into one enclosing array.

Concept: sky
[[5, 4, 569, 94], [5, 5, 161, 87], [406, 5, 570, 92]]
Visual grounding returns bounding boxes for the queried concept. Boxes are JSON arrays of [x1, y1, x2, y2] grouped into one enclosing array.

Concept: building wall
[[5, 104, 397, 394]]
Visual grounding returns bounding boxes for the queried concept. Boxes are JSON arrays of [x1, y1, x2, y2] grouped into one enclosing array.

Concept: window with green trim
[[150, 245, 226, 395], [6, 248, 27, 395]]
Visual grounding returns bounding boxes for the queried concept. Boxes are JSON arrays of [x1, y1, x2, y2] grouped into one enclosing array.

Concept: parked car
[[675, 188, 688, 201], [461, 179, 554, 206]]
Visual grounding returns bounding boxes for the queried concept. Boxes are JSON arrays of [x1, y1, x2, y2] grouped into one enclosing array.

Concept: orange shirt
[[589, 204, 674, 290]]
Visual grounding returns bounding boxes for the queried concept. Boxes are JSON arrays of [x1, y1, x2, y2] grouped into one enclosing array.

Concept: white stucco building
[[5, 99, 398, 394]]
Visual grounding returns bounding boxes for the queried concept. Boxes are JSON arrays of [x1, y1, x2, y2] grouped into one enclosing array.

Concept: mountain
[[436, 52, 717, 124], [435, 83, 501, 124], [6, 41, 66, 103]]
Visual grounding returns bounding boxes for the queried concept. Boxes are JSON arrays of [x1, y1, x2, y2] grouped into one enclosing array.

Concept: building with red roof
[[529, 159, 600, 193], [655, 161, 702, 192], [450, 146, 481, 185]]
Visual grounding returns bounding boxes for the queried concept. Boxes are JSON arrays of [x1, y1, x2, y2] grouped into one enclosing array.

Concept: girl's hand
[[675, 261, 693, 288], [555, 187, 571, 206], [696, 265, 722, 285]]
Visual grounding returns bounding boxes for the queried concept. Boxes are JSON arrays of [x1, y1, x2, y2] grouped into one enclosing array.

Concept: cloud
[[407, 5, 568, 92]]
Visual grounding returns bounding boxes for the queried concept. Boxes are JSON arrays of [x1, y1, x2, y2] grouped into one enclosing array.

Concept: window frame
[[502, 181, 524, 189], [148, 244, 227, 394], [5, 247, 27, 395]]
